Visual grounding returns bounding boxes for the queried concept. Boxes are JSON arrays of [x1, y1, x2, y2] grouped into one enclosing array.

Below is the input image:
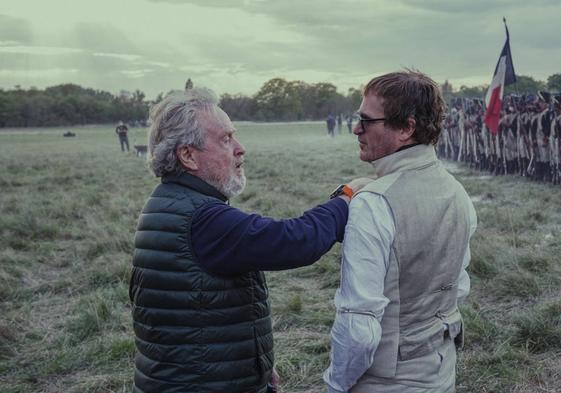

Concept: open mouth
[[235, 162, 244, 168]]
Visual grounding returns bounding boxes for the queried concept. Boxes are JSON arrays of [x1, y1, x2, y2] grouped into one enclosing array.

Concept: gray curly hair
[[148, 87, 218, 177]]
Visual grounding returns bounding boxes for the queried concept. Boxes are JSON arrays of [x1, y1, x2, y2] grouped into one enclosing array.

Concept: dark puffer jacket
[[129, 173, 273, 393]]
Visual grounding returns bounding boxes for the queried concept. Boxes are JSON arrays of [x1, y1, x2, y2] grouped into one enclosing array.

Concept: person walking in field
[[324, 70, 477, 393], [327, 112, 336, 137], [337, 113, 343, 134], [115, 121, 130, 152], [346, 113, 354, 133], [129, 87, 370, 393]]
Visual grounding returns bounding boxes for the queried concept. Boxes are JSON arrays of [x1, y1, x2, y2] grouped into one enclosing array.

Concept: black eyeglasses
[[356, 112, 386, 133]]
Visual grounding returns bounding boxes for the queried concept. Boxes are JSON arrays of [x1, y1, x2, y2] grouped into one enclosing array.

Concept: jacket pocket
[[398, 320, 444, 361], [449, 316, 464, 350]]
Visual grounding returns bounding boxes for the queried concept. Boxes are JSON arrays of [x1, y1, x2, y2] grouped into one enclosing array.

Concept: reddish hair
[[364, 70, 446, 145]]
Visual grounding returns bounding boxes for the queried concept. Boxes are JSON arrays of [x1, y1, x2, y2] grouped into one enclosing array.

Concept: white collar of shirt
[[371, 144, 438, 178]]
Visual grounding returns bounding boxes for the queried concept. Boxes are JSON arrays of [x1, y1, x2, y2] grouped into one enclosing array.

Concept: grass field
[[1, 123, 560, 393]]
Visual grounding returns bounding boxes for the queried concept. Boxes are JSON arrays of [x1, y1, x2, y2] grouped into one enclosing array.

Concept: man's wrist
[[338, 195, 351, 204], [330, 184, 354, 200]]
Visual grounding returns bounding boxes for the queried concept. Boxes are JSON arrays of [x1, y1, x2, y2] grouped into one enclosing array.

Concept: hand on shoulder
[[346, 177, 374, 194]]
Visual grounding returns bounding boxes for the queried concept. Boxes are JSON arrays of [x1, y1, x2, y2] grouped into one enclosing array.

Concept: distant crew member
[[337, 114, 343, 133], [115, 121, 130, 152], [346, 113, 353, 133], [327, 113, 336, 137]]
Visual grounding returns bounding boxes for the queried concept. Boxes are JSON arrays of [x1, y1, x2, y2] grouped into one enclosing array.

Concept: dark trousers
[[119, 136, 130, 152]]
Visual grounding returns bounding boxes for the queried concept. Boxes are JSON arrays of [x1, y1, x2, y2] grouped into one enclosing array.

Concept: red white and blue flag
[[484, 18, 516, 134]]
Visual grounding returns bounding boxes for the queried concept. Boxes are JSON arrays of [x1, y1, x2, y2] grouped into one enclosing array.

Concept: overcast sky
[[1, 0, 560, 99]]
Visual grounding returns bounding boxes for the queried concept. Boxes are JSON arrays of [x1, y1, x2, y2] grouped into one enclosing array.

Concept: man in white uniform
[[324, 70, 477, 393]]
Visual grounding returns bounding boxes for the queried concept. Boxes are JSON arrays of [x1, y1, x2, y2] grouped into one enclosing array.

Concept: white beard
[[219, 173, 246, 199], [205, 172, 246, 199]]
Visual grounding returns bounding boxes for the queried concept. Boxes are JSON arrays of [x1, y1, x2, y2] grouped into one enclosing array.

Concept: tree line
[[0, 84, 149, 127], [220, 78, 361, 121], [1, 73, 560, 127]]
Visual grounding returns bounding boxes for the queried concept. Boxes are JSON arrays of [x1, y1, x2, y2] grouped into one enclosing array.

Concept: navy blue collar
[[161, 172, 228, 202]]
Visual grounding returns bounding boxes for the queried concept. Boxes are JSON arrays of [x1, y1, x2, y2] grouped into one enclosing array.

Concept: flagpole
[[503, 17, 518, 98]]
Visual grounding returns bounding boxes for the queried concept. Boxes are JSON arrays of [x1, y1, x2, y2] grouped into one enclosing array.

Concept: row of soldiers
[[437, 92, 561, 185]]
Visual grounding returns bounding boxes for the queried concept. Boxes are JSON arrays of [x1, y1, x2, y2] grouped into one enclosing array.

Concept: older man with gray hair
[[129, 87, 369, 393]]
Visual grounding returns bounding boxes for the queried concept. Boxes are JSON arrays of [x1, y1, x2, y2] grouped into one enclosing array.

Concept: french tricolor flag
[[484, 18, 516, 134]]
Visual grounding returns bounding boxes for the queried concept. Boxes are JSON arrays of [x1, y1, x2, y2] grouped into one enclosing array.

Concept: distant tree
[[52, 96, 79, 124], [46, 83, 92, 97], [0, 91, 20, 127], [456, 85, 487, 99], [219, 94, 256, 121], [27, 94, 56, 125], [0, 92, 7, 127], [309, 82, 341, 118], [504, 75, 546, 95], [285, 80, 309, 120], [251, 78, 349, 121], [346, 87, 362, 112], [547, 73, 561, 92], [254, 78, 303, 121], [133, 90, 145, 103]]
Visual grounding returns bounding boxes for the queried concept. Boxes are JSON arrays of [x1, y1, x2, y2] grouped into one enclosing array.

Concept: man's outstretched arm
[[192, 196, 349, 275], [192, 178, 373, 275]]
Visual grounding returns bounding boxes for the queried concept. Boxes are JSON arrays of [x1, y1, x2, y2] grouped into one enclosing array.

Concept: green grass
[[513, 301, 561, 353], [1, 123, 561, 392]]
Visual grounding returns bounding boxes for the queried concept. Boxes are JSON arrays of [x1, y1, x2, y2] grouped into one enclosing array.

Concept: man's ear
[[399, 117, 416, 142], [176, 145, 198, 171]]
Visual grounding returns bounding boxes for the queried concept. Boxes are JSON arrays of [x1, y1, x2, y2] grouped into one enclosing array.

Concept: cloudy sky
[[1, 0, 560, 99]]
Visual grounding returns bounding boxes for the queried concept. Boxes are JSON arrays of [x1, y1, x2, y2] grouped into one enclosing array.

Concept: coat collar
[[161, 172, 228, 202], [371, 144, 438, 178]]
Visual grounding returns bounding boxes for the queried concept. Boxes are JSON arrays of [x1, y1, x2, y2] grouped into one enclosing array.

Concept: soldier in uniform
[[517, 104, 532, 177], [437, 121, 450, 158], [480, 122, 491, 172], [457, 103, 467, 162], [465, 104, 478, 168], [551, 96, 561, 184], [473, 102, 486, 171], [494, 110, 507, 175], [535, 94, 554, 182], [528, 104, 539, 179], [448, 105, 460, 160], [503, 107, 518, 175]]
